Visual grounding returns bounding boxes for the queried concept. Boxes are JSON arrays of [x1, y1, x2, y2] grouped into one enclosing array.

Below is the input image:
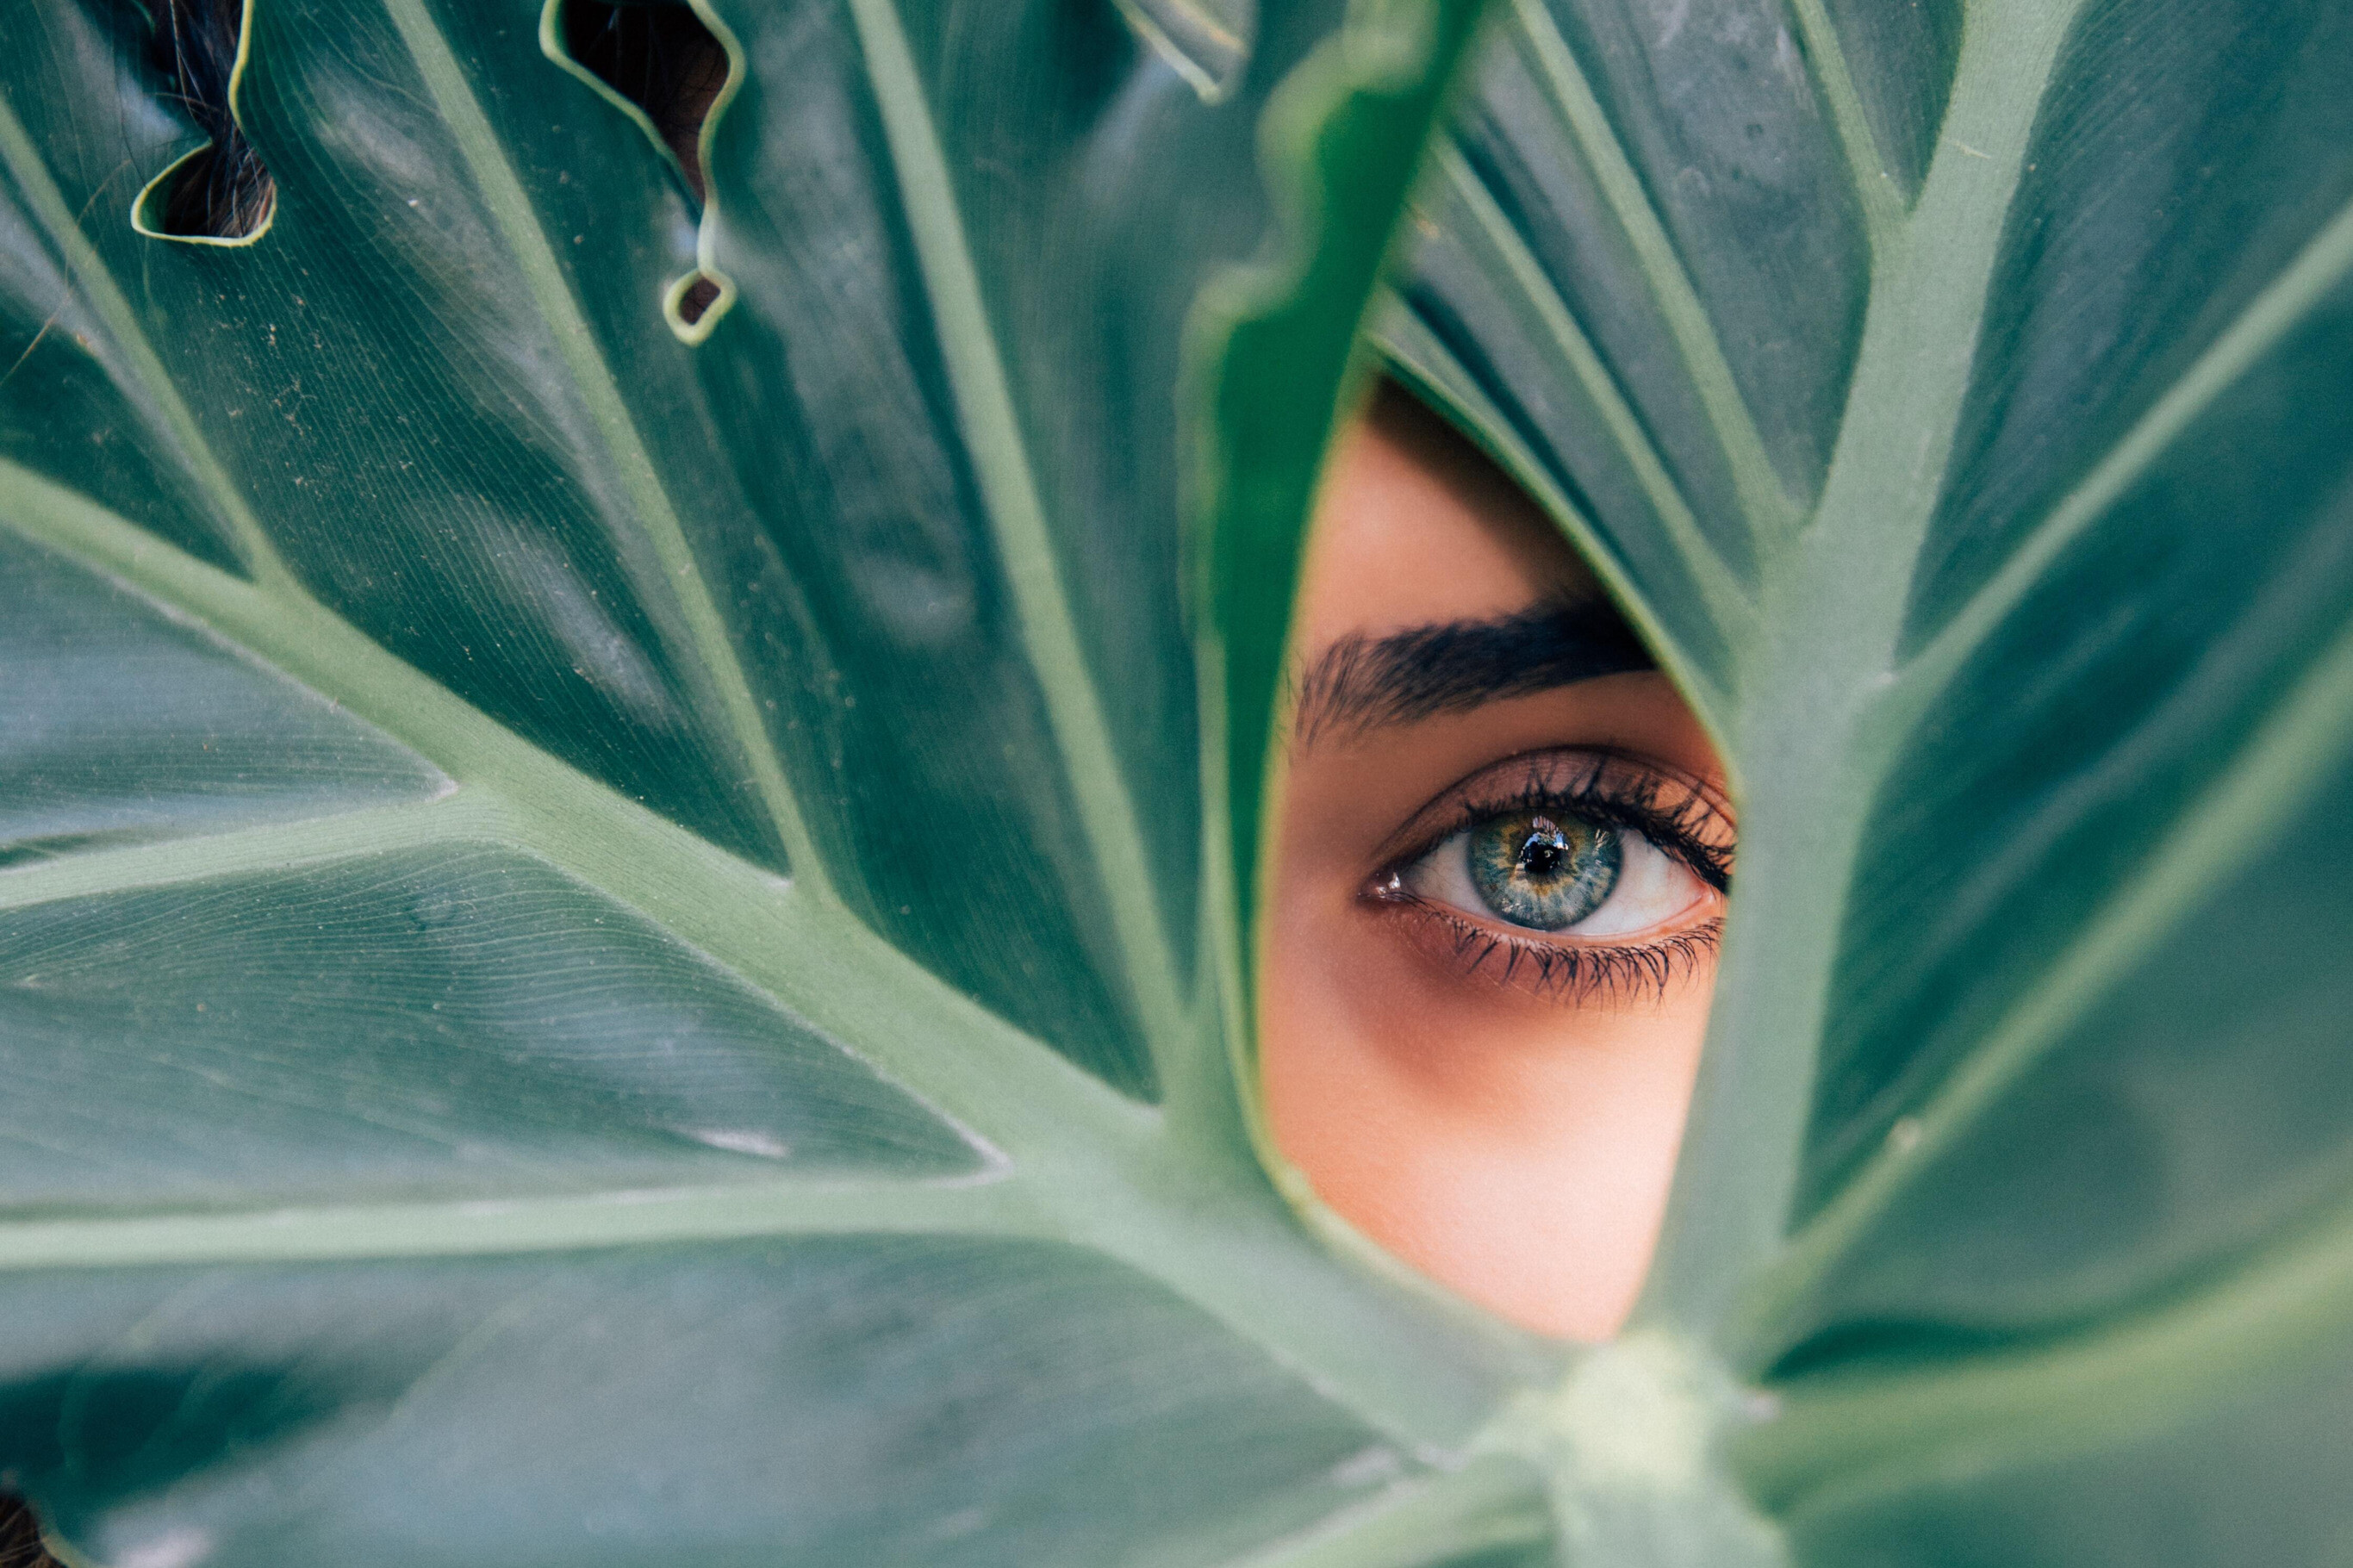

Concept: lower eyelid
[[1372, 893, 1723, 1005]]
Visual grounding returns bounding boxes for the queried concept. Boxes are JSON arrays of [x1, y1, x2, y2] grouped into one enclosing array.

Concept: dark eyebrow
[[1289, 596, 1653, 748]]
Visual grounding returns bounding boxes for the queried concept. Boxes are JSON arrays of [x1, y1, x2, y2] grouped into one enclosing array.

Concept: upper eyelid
[[1372, 746, 1734, 873]]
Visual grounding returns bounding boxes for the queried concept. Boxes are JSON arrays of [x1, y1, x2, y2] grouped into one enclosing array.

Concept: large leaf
[[6, 0, 2351, 1561], [1380, 0, 2353, 1559], [0, 1, 1552, 1564]]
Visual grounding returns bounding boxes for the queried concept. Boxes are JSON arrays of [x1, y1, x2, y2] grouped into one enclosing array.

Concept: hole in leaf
[[0, 1493, 62, 1568], [559, 0, 730, 200], [675, 271, 722, 324], [140, 0, 275, 240], [663, 266, 735, 343]]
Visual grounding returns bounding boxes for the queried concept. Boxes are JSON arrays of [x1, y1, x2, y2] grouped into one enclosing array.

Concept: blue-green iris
[[1466, 811, 1621, 930]]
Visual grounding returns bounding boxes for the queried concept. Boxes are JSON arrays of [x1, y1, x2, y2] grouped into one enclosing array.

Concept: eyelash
[[1404, 914, 1726, 1003], [1367, 752, 1733, 1003]]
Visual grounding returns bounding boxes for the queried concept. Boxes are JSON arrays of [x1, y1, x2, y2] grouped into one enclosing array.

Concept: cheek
[[1257, 882, 1716, 1340], [1261, 886, 1709, 1118]]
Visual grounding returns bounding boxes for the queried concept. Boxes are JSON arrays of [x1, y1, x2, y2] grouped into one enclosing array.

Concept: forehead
[[1295, 385, 1602, 651]]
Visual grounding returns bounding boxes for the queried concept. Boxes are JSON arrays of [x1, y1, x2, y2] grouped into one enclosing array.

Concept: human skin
[[1259, 386, 1732, 1341]]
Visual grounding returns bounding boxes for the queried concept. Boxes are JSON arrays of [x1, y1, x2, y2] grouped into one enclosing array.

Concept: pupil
[[1519, 831, 1566, 879], [1516, 814, 1569, 880]]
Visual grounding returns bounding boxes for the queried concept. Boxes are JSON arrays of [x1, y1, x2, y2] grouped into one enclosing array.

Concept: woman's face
[[1260, 386, 1733, 1341]]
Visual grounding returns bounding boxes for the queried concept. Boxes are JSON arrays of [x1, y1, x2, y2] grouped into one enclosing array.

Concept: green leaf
[[7, 0, 2350, 1559], [0, 0, 1550, 1562], [1384, 0, 2353, 1557]]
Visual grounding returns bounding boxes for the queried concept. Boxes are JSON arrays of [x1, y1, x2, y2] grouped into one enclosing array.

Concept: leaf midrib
[[1640, 0, 2092, 1333], [1663, 0, 2353, 1395], [1733, 90, 2353, 1361]]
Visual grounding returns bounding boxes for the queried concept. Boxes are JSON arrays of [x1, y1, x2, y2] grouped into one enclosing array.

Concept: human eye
[[1372, 750, 1733, 999]]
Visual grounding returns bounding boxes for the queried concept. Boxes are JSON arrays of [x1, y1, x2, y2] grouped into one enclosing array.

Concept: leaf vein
[[1505, 0, 1800, 536], [377, 0, 828, 896], [0, 95, 294, 588], [1436, 146, 1757, 639], [1783, 0, 1905, 246], [0, 1177, 1045, 1272], [1752, 602, 2353, 1352], [1895, 190, 2353, 712], [843, 0, 1190, 1083]]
